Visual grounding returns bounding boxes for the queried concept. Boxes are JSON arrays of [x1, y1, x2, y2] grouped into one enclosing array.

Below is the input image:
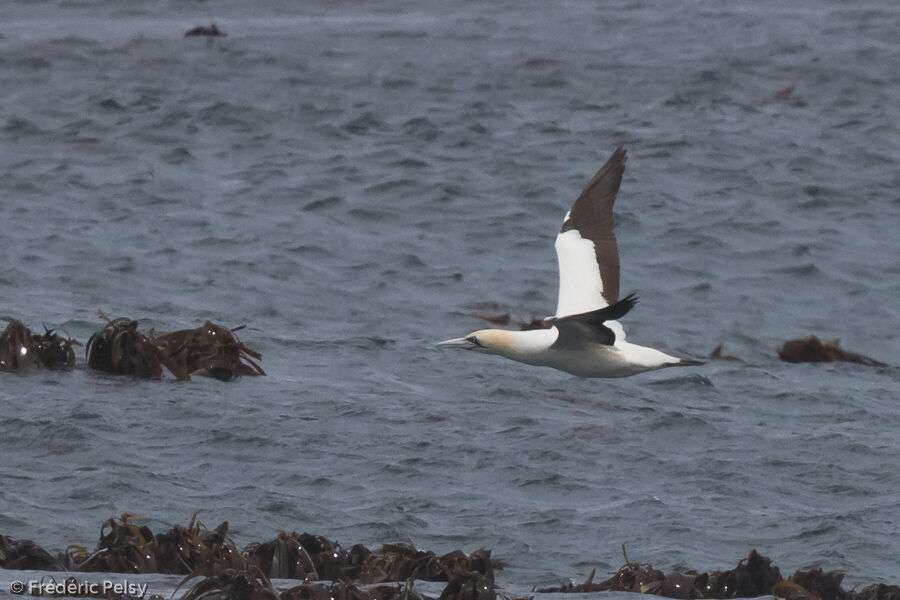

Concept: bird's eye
[[465, 336, 476, 343]]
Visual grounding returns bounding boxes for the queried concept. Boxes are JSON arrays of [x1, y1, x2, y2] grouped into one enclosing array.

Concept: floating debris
[[4, 519, 900, 600], [74, 512, 159, 573], [787, 568, 849, 600], [86, 311, 188, 379], [518, 316, 552, 331], [705, 549, 782, 598], [0, 533, 66, 570], [855, 584, 900, 600], [775, 86, 795, 100], [152, 512, 244, 575], [3, 312, 263, 380], [708, 344, 743, 362], [180, 568, 432, 600], [69, 512, 243, 575], [778, 335, 887, 366], [153, 321, 265, 381], [180, 567, 278, 600], [540, 548, 893, 600], [34, 325, 80, 369], [185, 23, 227, 37], [475, 313, 511, 326], [0, 320, 79, 372], [0, 320, 41, 372], [536, 546, 664, 594], [469, 308, 551, 331], [244, 531, 319, 580]]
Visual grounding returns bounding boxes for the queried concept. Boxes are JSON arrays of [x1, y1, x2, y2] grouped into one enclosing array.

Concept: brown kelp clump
[[778, 336, 887, 366], [184, 23, 227, 37], [0, 320, 79, 372], [281, 581, 431, 600], [0, 533, 66, 570], [541, 549, 882, 600], [244, 532, 321, 580], [541, 548, 782, 598], [536, 546, 666, 595], [153, 321, 265, 381], [70, 513, 243, 575], [704, 549, 782, 598], [75, 513, 159, 573], [34, 325, 80, 368], [0, 320, 39, 371], [180, 567, 278, 600], [7, 518, 900, 600], [153, 512, 244, 575], [245, 533, 499, 589], [86, 311, 188, 379], [180, 567, 432, 600]]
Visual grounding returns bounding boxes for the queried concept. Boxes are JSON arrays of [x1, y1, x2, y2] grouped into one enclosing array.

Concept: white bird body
[[450, 327, 687, 378], [438, 148, 702, 378]]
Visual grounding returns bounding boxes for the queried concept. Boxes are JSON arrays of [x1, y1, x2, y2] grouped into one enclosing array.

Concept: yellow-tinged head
[[436, 329, 518, 356]]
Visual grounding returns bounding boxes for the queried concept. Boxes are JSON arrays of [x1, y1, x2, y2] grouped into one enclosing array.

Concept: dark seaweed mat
[[2, 516, 900, 600]]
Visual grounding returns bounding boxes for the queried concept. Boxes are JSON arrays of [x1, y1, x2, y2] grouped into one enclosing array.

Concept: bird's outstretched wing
[[554, 147, 626, 318], [548, 293, 638, 349]]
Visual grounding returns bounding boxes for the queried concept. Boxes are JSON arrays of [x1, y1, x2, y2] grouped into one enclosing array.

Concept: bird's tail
[[672, 358, 705, 367]]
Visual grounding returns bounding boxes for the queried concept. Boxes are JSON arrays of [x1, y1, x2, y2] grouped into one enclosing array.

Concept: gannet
[[437, 147, 703, 378]]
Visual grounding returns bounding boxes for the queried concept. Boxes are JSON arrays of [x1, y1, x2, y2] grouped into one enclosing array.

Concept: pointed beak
[[436, 337, 478, 350]]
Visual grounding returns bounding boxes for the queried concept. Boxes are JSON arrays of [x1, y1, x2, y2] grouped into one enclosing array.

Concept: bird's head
[[436, 329, 514, 356]]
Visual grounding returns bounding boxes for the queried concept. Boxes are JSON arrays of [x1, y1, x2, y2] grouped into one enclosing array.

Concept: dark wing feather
[[560, 147, 626, 306], [548, 293, 638, 348]]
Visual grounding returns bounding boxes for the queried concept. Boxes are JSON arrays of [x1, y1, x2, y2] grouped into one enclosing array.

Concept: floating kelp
[[245, 533, 499, 587], [152, 512, 244, 575], [281, 581, 430, 600], [153, 321, 265, 381], [541, 549, 885, 600], [518, 317, 552, 331], [478, 313, 512, 326], [34, 325, 80, 369], [785, 568, 848, 600], [0, 533, 65, 570], [5, 518, 900, 600], [0, 320, 41, 371], [778, 336, 887, 366], [244, 532, 320, 580], [708, 344, 743, 363], [364, 545, 500, 587], [184, 23, 227, 37], [180, 567, 278, 600], [86, 311, 188, 379], [470, 309, 551, 332], [855, 584, 900, 600], [705, 549, 782, 598], [69, 512, 243, 576], [536, 546, 664, 594], [180, 567, 432, 600], [0, 320, 79, 372], [75, 513, 159, 573]]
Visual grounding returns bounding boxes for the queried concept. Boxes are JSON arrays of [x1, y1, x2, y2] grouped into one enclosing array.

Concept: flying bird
[[437, 147, 703, 378]]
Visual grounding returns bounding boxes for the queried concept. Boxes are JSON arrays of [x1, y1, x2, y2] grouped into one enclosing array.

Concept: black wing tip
[[618, 291, 638, 306], [605, 292, 638, 321], [554, 293, 639, 325], [602, 147, 627, 173]]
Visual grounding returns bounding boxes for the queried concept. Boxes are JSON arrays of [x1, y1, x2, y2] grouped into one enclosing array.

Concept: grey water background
[[1, 0, 899, 592]]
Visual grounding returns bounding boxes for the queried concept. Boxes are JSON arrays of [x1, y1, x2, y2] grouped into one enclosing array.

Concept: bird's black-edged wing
[[548, 293, 638, 348], [554, 147, 626, 316]]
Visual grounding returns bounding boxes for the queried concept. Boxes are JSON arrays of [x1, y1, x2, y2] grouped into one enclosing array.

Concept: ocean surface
[[1, 0, 899, 594]]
